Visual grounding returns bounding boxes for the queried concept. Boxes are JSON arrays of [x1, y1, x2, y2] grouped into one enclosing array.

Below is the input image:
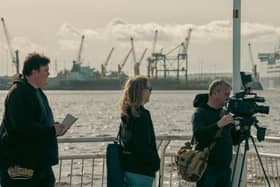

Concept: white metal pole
[[233, 0, 241, 94], [232, 1, 246, 187]]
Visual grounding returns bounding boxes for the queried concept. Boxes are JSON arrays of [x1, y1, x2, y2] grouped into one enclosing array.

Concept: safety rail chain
[[55, 136, 280, 187]]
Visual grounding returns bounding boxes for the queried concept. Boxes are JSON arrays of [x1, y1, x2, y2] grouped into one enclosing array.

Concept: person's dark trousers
[[0, 167, 55, 187], [196, 165, 231, 187]]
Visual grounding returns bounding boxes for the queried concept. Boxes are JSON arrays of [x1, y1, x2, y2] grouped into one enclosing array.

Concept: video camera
[[227, 91, 269, 116], [227, 72, 269, 117], [227, 72, 269, 141]]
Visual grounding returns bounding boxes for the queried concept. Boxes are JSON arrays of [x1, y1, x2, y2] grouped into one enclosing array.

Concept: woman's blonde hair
[[120, 76, 149, 117]]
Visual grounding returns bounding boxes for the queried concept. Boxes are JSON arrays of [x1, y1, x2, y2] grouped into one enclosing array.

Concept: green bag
[[176, 129, 221, 182], [175, 142, 210, 182]]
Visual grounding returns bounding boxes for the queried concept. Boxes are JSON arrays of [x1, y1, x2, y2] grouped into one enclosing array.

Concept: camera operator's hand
[[217, 114, 233, 128]]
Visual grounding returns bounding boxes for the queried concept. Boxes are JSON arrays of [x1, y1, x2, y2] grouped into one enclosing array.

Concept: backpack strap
[[190, 136, 195, 145], [192, 128, 223, 151], [208, 128, 223, 151]]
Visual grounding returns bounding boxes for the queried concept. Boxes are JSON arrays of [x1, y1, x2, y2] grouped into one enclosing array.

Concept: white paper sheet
[[62, 113, 78, 130]]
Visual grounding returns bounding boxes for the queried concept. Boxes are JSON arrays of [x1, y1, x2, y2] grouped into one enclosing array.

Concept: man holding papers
[[0, 53, 69, 187]]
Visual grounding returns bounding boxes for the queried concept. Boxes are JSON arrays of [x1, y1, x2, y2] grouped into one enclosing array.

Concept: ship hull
[[46, 79, 124, 90], [44, 78, 213, 90], [1, 76, 265, 90], [260, 77, 280, 89]]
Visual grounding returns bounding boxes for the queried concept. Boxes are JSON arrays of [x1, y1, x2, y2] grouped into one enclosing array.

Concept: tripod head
[[234, 116, 266, 143]]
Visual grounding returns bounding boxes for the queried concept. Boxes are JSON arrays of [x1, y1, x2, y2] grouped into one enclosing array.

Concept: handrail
[[55, 135, 280, 187], [58, 135, 280, 143]]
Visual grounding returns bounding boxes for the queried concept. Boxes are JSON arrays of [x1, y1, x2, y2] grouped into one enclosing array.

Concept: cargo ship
[[0, 62, 260, 91], [258, 46, 280, 89], [43, 61, 230, 90]]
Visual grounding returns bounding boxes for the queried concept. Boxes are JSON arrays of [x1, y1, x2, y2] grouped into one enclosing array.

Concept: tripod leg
[[238, 141, 248, 187], [230, 143, 241, 187], [250, 136, 271, 187]]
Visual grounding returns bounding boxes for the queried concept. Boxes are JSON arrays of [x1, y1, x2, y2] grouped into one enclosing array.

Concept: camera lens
[[255, 96, 265, 102], [255, 105, 269, 114]]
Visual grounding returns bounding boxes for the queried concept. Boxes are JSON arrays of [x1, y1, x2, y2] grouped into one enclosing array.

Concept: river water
[[1, 90, 279, 186], [0, 89, 279, 152]]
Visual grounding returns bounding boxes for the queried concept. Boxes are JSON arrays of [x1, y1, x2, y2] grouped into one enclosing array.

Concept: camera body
[[227, 91, 269, 117], [226, 90, 269, 142]]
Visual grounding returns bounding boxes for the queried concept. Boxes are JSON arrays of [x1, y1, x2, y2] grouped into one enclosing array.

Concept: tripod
[[230, 126, 271, 187]]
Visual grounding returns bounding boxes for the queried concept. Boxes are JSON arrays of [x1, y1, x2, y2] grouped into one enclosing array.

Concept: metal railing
[[55, 135, 280, 187]]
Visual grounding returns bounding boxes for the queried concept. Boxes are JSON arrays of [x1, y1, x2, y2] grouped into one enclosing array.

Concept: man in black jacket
[[192, 80, 240, 187], [0, 53, 65, 187]]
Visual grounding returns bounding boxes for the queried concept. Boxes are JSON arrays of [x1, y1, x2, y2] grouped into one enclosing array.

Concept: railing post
[[158, 140, 171, 187]]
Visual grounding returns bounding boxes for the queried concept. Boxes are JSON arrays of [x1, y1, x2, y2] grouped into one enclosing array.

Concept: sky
[[0, 0, 280, 77]]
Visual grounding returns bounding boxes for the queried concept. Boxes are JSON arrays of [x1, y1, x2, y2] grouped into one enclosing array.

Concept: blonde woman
[[119, 76, 160, 187]]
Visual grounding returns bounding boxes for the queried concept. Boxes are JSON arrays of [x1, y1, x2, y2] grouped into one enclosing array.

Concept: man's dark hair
[[22, 53, 50, 77]]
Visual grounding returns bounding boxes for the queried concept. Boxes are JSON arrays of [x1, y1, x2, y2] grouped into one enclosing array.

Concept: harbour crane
[[117, 48, 133, 77], [65, 24, 81, 37], [167, 28, 192, 80], [166, 42, 185, 56], [71, 35, 85, 72], [151, 28, 192, 80], [101, 47, 114, 78], [184, 28, 192, 53], [248, 43, 258, 79], [130, 37, 137, 66], [76, 35, 85, 64], [1, 17, 20, 74], [134, 48, 148, 76], [183, 28, 192, 80], [150, 30, 159, 78], [152, 30, 158, 55], [129, 37, 148, 76]]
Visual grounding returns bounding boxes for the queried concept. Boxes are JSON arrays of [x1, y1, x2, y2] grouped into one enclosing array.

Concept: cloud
[[104, 19, 190, 42], [1, 19, 280, 75], [57, 40, 81, 51], [52, 20, 280, 74], [56, 19, 280, 50], [243, 22, 280, 42], [13, 37, 45, 54], [57, 23, 100, 39], [0, 36, 45, 59], [104, 19, 280, 43], [2, 19, 279, 55], [107, 18, 128, 26], [0, 36, 46, 75]]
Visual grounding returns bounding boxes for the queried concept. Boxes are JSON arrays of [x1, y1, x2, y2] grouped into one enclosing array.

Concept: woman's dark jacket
[[120, 106, 160, 177], [192, 104, 240, 169], [0, 77, 58, 170]]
